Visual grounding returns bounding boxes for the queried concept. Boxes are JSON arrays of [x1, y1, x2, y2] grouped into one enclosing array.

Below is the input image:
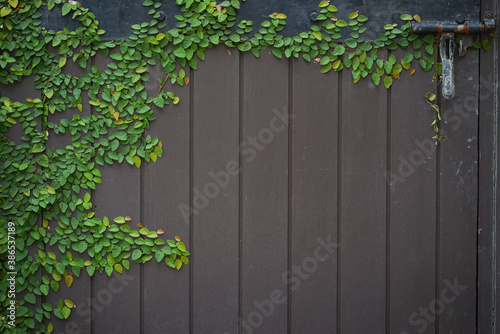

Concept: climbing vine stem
[[0, 0, 491, 332]]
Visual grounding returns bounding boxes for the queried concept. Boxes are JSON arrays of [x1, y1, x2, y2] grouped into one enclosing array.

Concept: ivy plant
[[0, 0, 491, 332]]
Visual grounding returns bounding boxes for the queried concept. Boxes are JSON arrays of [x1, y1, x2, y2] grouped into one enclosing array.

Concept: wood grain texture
[[388, 50, 437, 334], [477, 1, 497, 333], [241, 50, 289, 334], [339, 57, 387, 334], [192, 46, 240, 334], [290, 58, 338, 334], [438, 53, 479, 334]]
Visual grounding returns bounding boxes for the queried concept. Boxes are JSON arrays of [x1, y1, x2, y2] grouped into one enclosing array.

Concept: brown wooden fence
[[1, 2, 499, 331]]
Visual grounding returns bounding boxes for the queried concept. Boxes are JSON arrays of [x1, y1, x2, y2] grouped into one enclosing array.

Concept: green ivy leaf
[[384, 61, 393, 75], [155, 251, 165, 262], [174, 47, 186, 58], [272, 48, 283, 58], [32, 143, 45, 153], [61, 3, 71, 16], [483, 39, 491, 52], [132, 249, 142, 261], [50, 280, 59, 293], [357, 15, 368, 22], [332, 44, 345, 56], [336, 20, 347, 27], [44, 88, 54, 99], [165, 256, 175, 268], [345, 38, 357, 49], [177, 242, 187, 252], [62, 306, 71, 319], [312, 31, 322, 40], [24, 293, 36, 304]]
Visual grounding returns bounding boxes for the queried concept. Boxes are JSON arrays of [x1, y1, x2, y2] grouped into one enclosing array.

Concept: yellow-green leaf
[[47, 323, 53, 332], [114, 264, 123, 274], [1, 6, 12, 17], [64, 299, 74, 308], [150, 152, 158, 162], [175, 258, 182, 270], [348, 11, 359, 19], [312, 31, 322, 40], [156, 33, 165, 41], [332, 59, 342, 70], [133, 156, 141, 168], [44, 88, 54, 99], [64, 275, 73, 288], [318, 1, 329, 7], [6, 117, 16, 124], [327, 5, 338, 12], [59, 57, 67, 68], [77, 103, 83, 112], [8, 0, 18, 8], [384, 76, 393, 89]]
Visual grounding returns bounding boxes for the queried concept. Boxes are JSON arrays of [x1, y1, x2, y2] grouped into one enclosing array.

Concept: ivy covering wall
[[0, 0, 490, 332]]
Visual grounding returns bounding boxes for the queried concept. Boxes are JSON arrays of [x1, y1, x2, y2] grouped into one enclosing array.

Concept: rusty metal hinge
[[410, 12, 496, 99]]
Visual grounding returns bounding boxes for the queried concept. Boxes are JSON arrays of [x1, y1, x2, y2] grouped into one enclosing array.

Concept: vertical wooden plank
[[477, 1, 497, 333], [496, 4, 500, 332], [191, 46, 240, 334], [290, 59, 338, 333], [92, 52, 141, 334], [438, 54, 478, 334], [142, 65, 190, 333], [241, 50, 289, 334], [45, 58, 92, 334], [340, 59, 387, 333], [388, 51, 437, 334]]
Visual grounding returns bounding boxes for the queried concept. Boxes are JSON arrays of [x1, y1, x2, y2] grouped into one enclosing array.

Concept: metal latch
[[410, 13, 496, 99]]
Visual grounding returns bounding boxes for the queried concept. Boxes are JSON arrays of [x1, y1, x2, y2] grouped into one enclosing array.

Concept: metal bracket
[[458, 35, 474, 57], [410, 12, 496, 99]]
